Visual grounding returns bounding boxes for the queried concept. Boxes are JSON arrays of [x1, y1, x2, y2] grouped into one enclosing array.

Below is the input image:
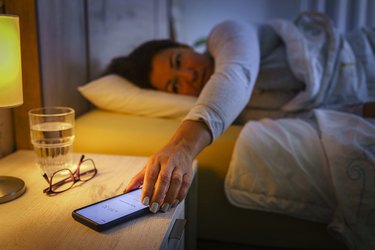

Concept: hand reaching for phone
[[125, 140, 194, 213], [124, 120, 211, 213]]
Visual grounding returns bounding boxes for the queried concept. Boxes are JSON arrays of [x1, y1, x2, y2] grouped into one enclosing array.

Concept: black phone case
[[72, 192, 150, 232]]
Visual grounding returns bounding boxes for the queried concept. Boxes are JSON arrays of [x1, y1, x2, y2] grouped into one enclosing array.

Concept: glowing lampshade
[[0, 15, 25, 204], [0, 15, 23, 107]]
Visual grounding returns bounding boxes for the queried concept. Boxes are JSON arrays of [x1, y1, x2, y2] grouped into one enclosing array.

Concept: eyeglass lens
[[50, 169, 74, 192], [79, 159, 97, 181]]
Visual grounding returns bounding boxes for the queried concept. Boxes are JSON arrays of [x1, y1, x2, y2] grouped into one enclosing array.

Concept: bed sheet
[[225, 110, 375, 250]]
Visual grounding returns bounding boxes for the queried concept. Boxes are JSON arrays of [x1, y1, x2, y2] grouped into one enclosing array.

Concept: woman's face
[[150, 47, 214, 96]]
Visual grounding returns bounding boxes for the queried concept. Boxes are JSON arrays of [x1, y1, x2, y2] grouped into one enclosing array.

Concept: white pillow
[[78, 75, 197, 119]]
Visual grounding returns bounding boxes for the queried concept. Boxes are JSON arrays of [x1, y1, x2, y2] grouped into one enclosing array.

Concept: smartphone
[[72, 188, 149, 231]]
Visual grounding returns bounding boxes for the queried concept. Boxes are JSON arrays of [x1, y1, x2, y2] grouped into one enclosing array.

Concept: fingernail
[[150, 202, 159, 213], [172, 199, 180, 208], [143, 196, 150, 206], [161, 203, 170, 212]]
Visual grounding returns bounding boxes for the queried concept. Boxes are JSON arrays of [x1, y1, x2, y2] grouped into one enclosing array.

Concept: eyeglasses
[[43, 155, 97, 195]]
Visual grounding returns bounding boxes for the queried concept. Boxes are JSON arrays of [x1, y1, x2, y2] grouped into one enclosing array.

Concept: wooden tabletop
[[0, 150, 185, 250]]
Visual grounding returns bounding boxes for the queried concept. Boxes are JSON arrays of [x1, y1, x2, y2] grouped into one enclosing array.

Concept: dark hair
[[103, 39, 187, 89]]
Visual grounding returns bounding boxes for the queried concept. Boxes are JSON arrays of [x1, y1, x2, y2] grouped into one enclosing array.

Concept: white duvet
[[225, 110, 375, 249]]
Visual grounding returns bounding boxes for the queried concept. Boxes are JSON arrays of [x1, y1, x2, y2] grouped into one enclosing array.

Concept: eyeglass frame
[[43, 155, 98, 195]]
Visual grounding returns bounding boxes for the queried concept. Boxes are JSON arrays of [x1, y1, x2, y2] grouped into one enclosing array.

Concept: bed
[[73, 75, 350, 249], [74, 108, 348, 249], [72, 11, 375, 247]]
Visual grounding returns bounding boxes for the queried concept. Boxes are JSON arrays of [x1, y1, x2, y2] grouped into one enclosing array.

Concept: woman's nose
[[176, 69, 197, 83]]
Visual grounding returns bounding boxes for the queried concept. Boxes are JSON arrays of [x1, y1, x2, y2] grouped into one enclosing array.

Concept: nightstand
[[0, 150, 197, 250]]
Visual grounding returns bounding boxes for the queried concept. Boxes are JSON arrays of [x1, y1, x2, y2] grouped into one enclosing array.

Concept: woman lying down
[[104, 11, 375, 249]]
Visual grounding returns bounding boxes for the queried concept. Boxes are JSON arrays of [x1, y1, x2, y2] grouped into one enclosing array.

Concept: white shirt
[[184, 20, 260, 141]]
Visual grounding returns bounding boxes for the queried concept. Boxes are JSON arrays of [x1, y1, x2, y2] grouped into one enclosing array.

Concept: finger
[[124, 168, 145, 193], [142, 158, 161, 207], [149, 164, 174, 213], [173, 173, 192, 208], [160, 169, 183, 212]]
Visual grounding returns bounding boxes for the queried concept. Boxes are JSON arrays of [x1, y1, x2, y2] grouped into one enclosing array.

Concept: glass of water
[[28, 107, 75, 178]]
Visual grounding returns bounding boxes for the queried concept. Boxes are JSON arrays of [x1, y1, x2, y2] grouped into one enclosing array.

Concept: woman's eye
[[172, 81, 180, 93], [175, 54, 181, 68]]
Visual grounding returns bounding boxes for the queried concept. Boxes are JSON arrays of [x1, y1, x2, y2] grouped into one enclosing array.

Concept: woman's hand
[[126, 139, 194, 212], [124, 120, 211, 213]]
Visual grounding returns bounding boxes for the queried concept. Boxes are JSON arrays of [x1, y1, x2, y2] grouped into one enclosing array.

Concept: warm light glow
[[0, 15, 23, 107]]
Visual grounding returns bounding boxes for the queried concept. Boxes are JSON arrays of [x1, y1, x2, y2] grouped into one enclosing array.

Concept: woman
[[104, 20, 264, 213], [104, 13, 374, 213]]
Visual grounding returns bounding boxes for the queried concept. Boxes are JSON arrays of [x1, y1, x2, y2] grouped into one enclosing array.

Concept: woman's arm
[[185, 20, 261, 141], [125, 20, 261, 212]]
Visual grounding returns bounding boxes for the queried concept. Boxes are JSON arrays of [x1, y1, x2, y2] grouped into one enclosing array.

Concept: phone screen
[[74, 189, 147, 225]]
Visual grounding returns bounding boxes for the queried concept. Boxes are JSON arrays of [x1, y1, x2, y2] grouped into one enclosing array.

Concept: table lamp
[[0, 14, 25, 203]]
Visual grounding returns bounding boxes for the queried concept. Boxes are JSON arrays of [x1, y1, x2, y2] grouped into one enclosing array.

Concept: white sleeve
[[184, 20, 260, 141]]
